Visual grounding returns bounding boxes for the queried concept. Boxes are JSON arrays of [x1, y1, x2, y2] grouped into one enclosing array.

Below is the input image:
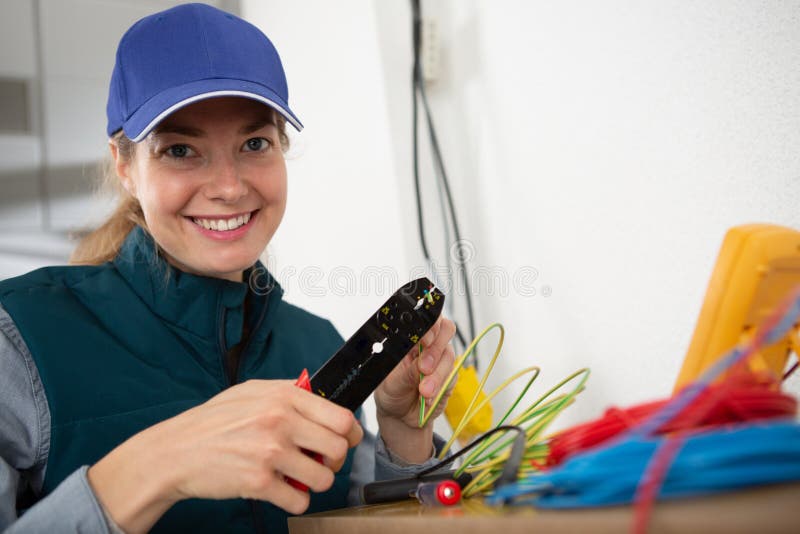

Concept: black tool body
[[310, 277, 444, 411], [362, 471, 473, 505]]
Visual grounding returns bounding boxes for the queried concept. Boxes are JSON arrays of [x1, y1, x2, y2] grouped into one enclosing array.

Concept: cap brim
[[122, 78, 303, 142]]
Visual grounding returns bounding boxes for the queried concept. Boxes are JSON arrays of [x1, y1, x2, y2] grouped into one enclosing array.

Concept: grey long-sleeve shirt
[[0, 305, 443, 533]]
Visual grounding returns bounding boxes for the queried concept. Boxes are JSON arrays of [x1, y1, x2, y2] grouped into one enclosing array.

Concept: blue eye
[[244, 137, 270, 152], [167, 144, 191, 158]]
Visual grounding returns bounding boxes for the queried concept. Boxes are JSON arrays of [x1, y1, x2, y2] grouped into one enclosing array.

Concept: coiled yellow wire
[[417, 322, 590, 497]]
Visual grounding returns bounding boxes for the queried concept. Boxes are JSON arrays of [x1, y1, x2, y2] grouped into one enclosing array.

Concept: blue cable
[[487, 290, 800, 509], [487, 420, 800, 507]]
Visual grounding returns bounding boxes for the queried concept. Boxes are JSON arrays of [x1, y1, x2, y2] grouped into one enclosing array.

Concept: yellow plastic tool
[[444, 365, 493, 443], [673, 224, 800, 392]]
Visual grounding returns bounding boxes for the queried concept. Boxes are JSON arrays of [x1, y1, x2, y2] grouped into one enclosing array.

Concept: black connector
[[495, 431, 527, 488]]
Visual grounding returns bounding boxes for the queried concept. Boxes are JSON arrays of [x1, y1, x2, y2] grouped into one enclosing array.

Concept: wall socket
[[421, 17, 440, 84]]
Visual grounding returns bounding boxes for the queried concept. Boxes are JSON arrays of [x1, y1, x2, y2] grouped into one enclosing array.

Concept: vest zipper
[[218, 305, 269, 534], [218, 307, 233, 386], [234, 294, 269, 384]]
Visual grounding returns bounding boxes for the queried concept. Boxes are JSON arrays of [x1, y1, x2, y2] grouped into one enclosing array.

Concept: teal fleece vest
[[0, 227, 353, 533]]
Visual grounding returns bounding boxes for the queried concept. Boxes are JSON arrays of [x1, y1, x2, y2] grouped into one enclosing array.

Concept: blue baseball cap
[[106, 3, 302, 141]]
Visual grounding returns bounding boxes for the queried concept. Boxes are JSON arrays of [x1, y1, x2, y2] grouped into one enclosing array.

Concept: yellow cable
[[414, 320, 591, 498], [420, 323, 506, 430], [457, 369, 589, 474], [441, 366, 541, 458], [463, 369, 589, 495]]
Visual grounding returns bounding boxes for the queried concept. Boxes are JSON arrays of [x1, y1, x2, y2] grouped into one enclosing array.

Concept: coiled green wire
[[415, 322, 590, 497]]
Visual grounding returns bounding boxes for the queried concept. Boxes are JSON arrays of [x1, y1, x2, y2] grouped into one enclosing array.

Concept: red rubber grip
[[286, 369, 323, 492]]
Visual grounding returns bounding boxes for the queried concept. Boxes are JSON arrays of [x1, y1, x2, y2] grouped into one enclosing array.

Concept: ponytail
[[70, 134, 147, 265]]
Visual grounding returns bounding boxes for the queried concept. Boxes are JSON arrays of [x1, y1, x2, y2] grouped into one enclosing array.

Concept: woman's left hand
[[373, 316, 457, 463]]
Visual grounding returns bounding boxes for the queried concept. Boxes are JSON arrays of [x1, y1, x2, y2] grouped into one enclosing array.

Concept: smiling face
[[112, 97, 288, 282]]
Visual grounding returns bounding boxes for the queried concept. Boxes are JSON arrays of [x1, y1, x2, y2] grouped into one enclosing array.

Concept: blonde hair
[[70, 112, 289, 265], [70, 134, 144, 265]]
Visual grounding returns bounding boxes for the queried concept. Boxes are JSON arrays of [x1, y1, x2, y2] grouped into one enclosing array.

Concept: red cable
[[539, 291, 799, 534], [632, 435, 685, 534], [545, 373, 796, 468], [631, 293, 800, 534]]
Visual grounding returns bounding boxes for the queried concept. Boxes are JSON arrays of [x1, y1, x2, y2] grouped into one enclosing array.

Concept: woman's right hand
[[87, 379, 363, 534]]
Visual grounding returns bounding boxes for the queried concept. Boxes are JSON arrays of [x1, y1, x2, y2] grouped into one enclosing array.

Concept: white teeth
[[192, 212, 252, 232]]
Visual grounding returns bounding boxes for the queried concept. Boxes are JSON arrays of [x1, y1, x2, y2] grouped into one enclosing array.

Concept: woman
[[0, 4, 456, 533]]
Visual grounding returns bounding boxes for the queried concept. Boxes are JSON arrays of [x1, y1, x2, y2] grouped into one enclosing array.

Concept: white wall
[[0, 0, 229, 279], [0, 0, 42, 237], [243, 0, 409, 338], [244, 0, 800, 429], [3, 0, 798, 431], [243, 0, 415, 429]]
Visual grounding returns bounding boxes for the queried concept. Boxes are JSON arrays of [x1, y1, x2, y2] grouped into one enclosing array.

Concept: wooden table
[[290, 483, 798, 534]]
